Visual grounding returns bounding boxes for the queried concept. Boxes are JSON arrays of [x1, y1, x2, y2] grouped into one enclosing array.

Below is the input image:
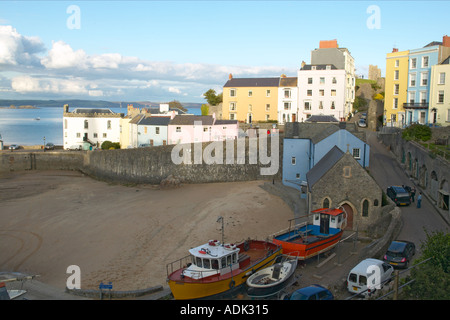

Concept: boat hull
[[167, 240, 282, 300], [273, 230, 343, 260]]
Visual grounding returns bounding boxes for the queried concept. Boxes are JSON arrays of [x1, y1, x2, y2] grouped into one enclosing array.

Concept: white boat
[[246, 255, 298, 298]]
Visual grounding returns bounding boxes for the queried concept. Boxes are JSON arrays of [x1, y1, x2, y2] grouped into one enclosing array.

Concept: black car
[[386, 186, 411, 206], [45, 143, 55, 150], [383, 240, 415, 268]]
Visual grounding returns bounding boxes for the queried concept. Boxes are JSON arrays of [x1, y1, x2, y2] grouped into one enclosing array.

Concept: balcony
[[402, 102, 429, 109]]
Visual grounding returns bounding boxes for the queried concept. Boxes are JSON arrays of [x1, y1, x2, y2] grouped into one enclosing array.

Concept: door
[[319, 214, 330, 234], [341, 203, 353, 230]]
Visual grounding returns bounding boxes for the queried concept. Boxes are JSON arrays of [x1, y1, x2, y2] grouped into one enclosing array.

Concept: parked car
[[383, 240, 415, 268], [67, 144, 82, 151], [9, 144, 20, 150], [386, 186, 411, 206], [45, 143, 55, 150], [347, 258, 394, 297], [358, 118, 367, 128], [361, 113, 367, 119], [287, 285, 334, 300]]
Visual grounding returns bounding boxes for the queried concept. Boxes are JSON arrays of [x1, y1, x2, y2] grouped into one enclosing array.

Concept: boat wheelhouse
[[166, 239, 281, 300], [271, 207, 347, 259]]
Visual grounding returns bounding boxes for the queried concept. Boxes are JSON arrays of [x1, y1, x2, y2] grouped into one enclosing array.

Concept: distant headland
[[0, 105, 38, 109]]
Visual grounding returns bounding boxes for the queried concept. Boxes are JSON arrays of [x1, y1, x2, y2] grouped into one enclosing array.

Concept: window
[[229, 102, 236, 111], [394, 84, 399, 95], [323, 198, 330, 208], [230, 89, 236, 97], [103, 133, 107, 138], [248, 90, 252, 97], [420, 91, 427, 104], [76, 133, 81, 138], [203, 127, 208, 132], [284, 89, 291, 98], [343, 166, 351, 178], [229, 113, 236, 120], [421, 72, 428, 86], [422, 56, 429, 68], [331, 89, 336, 96], [64, 119, 68, 129], [296, 173, 300, 179], [319, 101, 323, 109], [409, 91, 416, 104], [394, 70, 399, 80], [447, 109, 450, 122], [362, 200, 369, 217], [307, 89, 312, 96], [284, 102, 290, 110], [319, 89, 324, 96], [107, 120, 111, 129], [332, 77, 337, 84], [84, 120, 88, 129], [320, 77, 325, 84], [248, 104, 252, 111], [312, 66, 316, 70], [409, 73, 416, 87], [176, 126, 181, 132], [352, 148, 361, 159], [93, 133, 98, 138], [266, 104, 270, 111], [438, 91, 444, 103], [395, 59, 399, 67], [266, 114, 270, 121], [266, 90, 271, 97], [326, 65, 331, 70], [411, 58, 417, 69], [291, 157, 296, 165], [439, 72, 446, 84], [393, 98, 398, 109], [308, 77, 313, 84], [331, 101, 335, 109], [156, 127, 160, 134], [304, 101, 311, 110]]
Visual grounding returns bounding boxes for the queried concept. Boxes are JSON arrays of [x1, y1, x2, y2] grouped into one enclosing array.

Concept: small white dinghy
[[246, 255, 298, 298]]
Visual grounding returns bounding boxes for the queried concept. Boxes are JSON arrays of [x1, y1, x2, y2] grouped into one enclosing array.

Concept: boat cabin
[[311, 208, 346, 234], [183, 240, 241, 279]]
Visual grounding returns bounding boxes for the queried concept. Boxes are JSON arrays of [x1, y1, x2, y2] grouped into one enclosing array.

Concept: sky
[[0, 0, 449, 103]]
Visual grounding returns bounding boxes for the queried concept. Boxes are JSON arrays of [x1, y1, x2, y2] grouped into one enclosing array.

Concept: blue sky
[[0, 1, 449, 103]]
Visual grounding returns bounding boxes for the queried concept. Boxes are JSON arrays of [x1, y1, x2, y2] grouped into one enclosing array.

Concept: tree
[[201, 104, 209, 116], [402, 230, 450, 299], [168, 100, 187, 112], [203, 89, 222, 106], [352, 96, 368, 113], [402, 124, 432, 142]]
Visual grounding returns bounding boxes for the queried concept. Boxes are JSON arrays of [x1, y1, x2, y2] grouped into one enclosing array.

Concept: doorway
[[341, 203, 354, 230]]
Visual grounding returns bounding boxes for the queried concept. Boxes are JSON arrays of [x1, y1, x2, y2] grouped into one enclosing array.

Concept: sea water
[[0, 106, 201, 146]]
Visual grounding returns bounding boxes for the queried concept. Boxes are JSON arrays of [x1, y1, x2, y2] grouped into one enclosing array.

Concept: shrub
[[402, 124, 432, 142], [101, 141, 120, 150]]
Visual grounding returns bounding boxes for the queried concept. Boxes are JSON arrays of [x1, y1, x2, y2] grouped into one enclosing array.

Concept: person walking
[[417, 192, 422, 208], [411, 187, 416, 202]]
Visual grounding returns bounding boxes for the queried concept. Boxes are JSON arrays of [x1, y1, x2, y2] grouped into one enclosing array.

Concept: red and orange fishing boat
[[271, 207, 347, 260]]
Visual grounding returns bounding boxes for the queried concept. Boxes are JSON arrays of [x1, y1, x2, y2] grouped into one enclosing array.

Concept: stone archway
[[419, 164, 427, 188], [438, 180, 449, 212], [430, 171, 438, 201]]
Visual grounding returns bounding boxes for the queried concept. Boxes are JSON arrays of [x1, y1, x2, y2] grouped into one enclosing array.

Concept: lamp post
[[43, 136, 46, 151]]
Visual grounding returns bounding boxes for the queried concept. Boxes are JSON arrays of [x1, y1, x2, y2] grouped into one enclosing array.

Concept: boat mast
[[217, 216, 224, 245]]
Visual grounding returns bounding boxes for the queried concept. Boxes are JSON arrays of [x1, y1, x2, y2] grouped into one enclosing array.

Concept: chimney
[[229, 73, 233, 80], [301, 61, 306, 68], [443, 35, 450, 47], [392, 48, 399, 53], [319, 39, 338, 49]]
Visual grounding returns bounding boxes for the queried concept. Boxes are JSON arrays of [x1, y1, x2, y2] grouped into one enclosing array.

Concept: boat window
[[314, 214, 319, 221], [232, 253, 237, 264], [196, 257, 202, 268], [211, 259, 219, 270], [221, 257, 226, 268], [227, 255, 232, 266], [331, 217, 335, 223], [204, 259, 210, 269]]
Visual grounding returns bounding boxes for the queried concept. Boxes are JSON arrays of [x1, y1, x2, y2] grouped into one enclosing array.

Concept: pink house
[[168, 114, 238, 145]]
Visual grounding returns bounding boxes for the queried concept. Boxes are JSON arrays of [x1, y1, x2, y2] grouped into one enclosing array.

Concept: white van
[[347, 258, 394, 296]]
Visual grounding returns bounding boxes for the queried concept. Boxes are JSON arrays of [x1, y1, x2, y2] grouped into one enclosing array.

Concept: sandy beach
[[0, 170, 294, 291]]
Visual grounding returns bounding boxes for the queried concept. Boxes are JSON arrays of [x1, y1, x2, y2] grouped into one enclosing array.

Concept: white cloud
[[0, 25, 45, 66], [168, 87, 181, 94], [41, 40, 88, 69], [11, 75, 88, 94]]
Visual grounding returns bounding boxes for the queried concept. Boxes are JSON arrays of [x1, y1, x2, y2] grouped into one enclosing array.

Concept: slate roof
[[169, 115, 215, 125], [215, 119, 238, 125], [138, 117, 171, 126], [285, 122, 340, 143], [300, 64, 338, 71], [223, 77, 281, 87], [305, 115, 339, 123], [72, 108, 114, 114], [306, 146, 344, 191]]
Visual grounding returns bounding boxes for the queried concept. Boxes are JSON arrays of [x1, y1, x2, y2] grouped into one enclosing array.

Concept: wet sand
[[0, 170, 294, 291]]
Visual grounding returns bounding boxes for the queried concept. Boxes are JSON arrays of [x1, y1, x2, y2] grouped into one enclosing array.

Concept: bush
[[402, 124, 432, 142], [101, 141, 120, 150]]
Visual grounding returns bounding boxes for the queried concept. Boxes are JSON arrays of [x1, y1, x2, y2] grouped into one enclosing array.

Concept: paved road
[[366, 130, 449, 254]]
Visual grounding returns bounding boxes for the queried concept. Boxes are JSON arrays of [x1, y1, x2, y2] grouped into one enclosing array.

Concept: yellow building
[[385, 49, 409, 127], [222, 74, 279, 123], [430, 56, 450, 126]]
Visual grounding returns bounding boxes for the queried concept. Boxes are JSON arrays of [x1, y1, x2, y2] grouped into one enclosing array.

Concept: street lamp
[[43, 136, 46, 151]]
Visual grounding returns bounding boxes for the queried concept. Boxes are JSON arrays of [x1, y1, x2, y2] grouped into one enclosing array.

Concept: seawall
[[0, 137, 283, 184]]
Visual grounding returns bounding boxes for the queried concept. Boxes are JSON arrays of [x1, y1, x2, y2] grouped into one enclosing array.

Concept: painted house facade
[[222, 75, 279, 123], [297, 64, 346, 121], [63, 104, 122, 150], [137, 116, 171, 146], [429, 56, 450, 126], [277, 76, 298, 124], [282, 122, 369, 194]]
